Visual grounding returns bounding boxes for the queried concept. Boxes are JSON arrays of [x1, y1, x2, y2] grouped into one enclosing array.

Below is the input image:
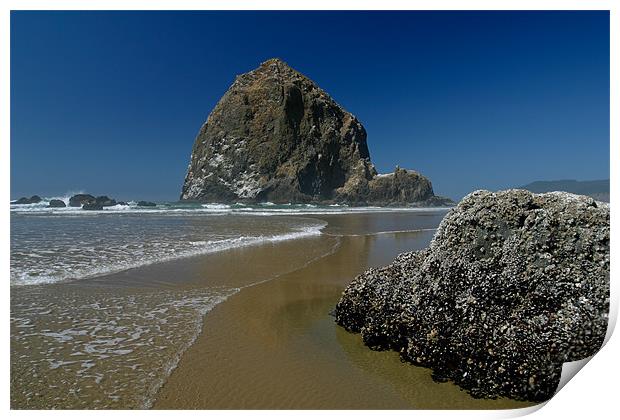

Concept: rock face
[[181, 58, 452, 206], [335, 189, 609, 402]]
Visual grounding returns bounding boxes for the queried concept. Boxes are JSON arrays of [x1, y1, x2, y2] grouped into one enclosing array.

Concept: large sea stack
[[181, 58, 452, 206], [335, 189, 609, 402]]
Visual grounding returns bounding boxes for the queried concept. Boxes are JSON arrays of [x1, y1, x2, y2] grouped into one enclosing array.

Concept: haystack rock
[[335, 189, 610, 402], [180, 58, 453, 206]]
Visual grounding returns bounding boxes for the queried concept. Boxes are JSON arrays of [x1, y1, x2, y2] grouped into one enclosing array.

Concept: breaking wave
[[10, 213, 327, 286], [11, 198, 450, 216]]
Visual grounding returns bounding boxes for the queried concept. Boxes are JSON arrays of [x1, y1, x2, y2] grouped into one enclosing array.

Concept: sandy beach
[[11, 211, 537, 409], [151, 214, 535, 409]]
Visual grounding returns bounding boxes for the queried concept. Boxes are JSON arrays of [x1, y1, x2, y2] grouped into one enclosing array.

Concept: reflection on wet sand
[[154, 223, 536, 409], [12, 211, 537, 409]]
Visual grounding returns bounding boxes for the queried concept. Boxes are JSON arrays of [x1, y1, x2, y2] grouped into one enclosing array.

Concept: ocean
[[10, 198, 448, 286], [10, 198, 453, 409]]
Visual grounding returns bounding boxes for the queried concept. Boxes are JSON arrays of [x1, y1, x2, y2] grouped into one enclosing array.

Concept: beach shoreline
[[11, 211, 536, 410], [151, 214, 536, 410]]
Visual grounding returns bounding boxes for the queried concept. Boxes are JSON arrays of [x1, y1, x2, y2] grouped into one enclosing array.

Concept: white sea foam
[[11, 286, 239, 409], [10, 215, 328, 287], [201, 203, 231, 210], [11, 200, 451, 216], [10, 200, 451, 287]]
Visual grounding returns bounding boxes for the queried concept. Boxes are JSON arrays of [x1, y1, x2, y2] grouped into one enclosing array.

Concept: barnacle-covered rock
[[335, 189, 610, 402]]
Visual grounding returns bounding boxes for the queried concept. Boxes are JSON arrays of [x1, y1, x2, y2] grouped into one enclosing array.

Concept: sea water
[[10, 199, 450, 408]]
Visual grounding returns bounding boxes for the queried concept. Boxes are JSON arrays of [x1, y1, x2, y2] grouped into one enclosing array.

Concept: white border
[[1, 2, 616, 420]]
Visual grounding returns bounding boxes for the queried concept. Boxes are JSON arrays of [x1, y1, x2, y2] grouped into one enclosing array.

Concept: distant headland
[[520, 179, 609, 202]]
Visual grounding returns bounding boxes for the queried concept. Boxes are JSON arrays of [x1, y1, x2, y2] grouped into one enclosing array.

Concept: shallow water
[[9, 207, 534, 410], [11, 285, 236, 408], [10, 213, 326, 286], [11, 224, 339, 409]]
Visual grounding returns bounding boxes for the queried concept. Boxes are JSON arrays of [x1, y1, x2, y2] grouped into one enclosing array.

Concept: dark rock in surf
[[180, 58, 453, 206], [12, 195, 42, 204], [95, 196, 117, 207], [69, 194, 119, 208], [47, 199, 66, 208], [137, 201, 156, 207], [82, 202, 103, 211], [69, 194, 96, 207], [335, 189, 609, 402]]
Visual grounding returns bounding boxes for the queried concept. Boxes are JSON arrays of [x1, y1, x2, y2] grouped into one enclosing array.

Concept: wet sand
[[11, 232, 337, 409], [12, 212, 538, 409], [152, 214, 536, 409]]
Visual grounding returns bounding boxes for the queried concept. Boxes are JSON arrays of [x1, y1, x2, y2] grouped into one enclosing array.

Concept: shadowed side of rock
[[335, 189, 610, 402]]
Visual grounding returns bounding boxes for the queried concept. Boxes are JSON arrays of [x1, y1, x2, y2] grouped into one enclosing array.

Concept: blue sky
[[11, 11, 609, 201]]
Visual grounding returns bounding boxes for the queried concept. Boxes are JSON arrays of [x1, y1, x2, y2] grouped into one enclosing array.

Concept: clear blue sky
[[11, 11, 609, 201]]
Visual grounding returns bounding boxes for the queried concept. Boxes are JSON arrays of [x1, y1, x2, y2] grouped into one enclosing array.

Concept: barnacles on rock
[[335, 189, 609, 402]]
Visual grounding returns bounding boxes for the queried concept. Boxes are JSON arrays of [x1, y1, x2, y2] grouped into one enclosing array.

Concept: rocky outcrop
[[337, 166, 453, 206], [47, 199, 66, 208], [95, 196, 117, 207], [69, 194, 96, 207], [69, 194, 119, 209], [82, 202, 103, 211], [335, 189, 609, 402], [12, 194, 133, 209], [12, 195, 42, 204], [181, 58, 452, 206]]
